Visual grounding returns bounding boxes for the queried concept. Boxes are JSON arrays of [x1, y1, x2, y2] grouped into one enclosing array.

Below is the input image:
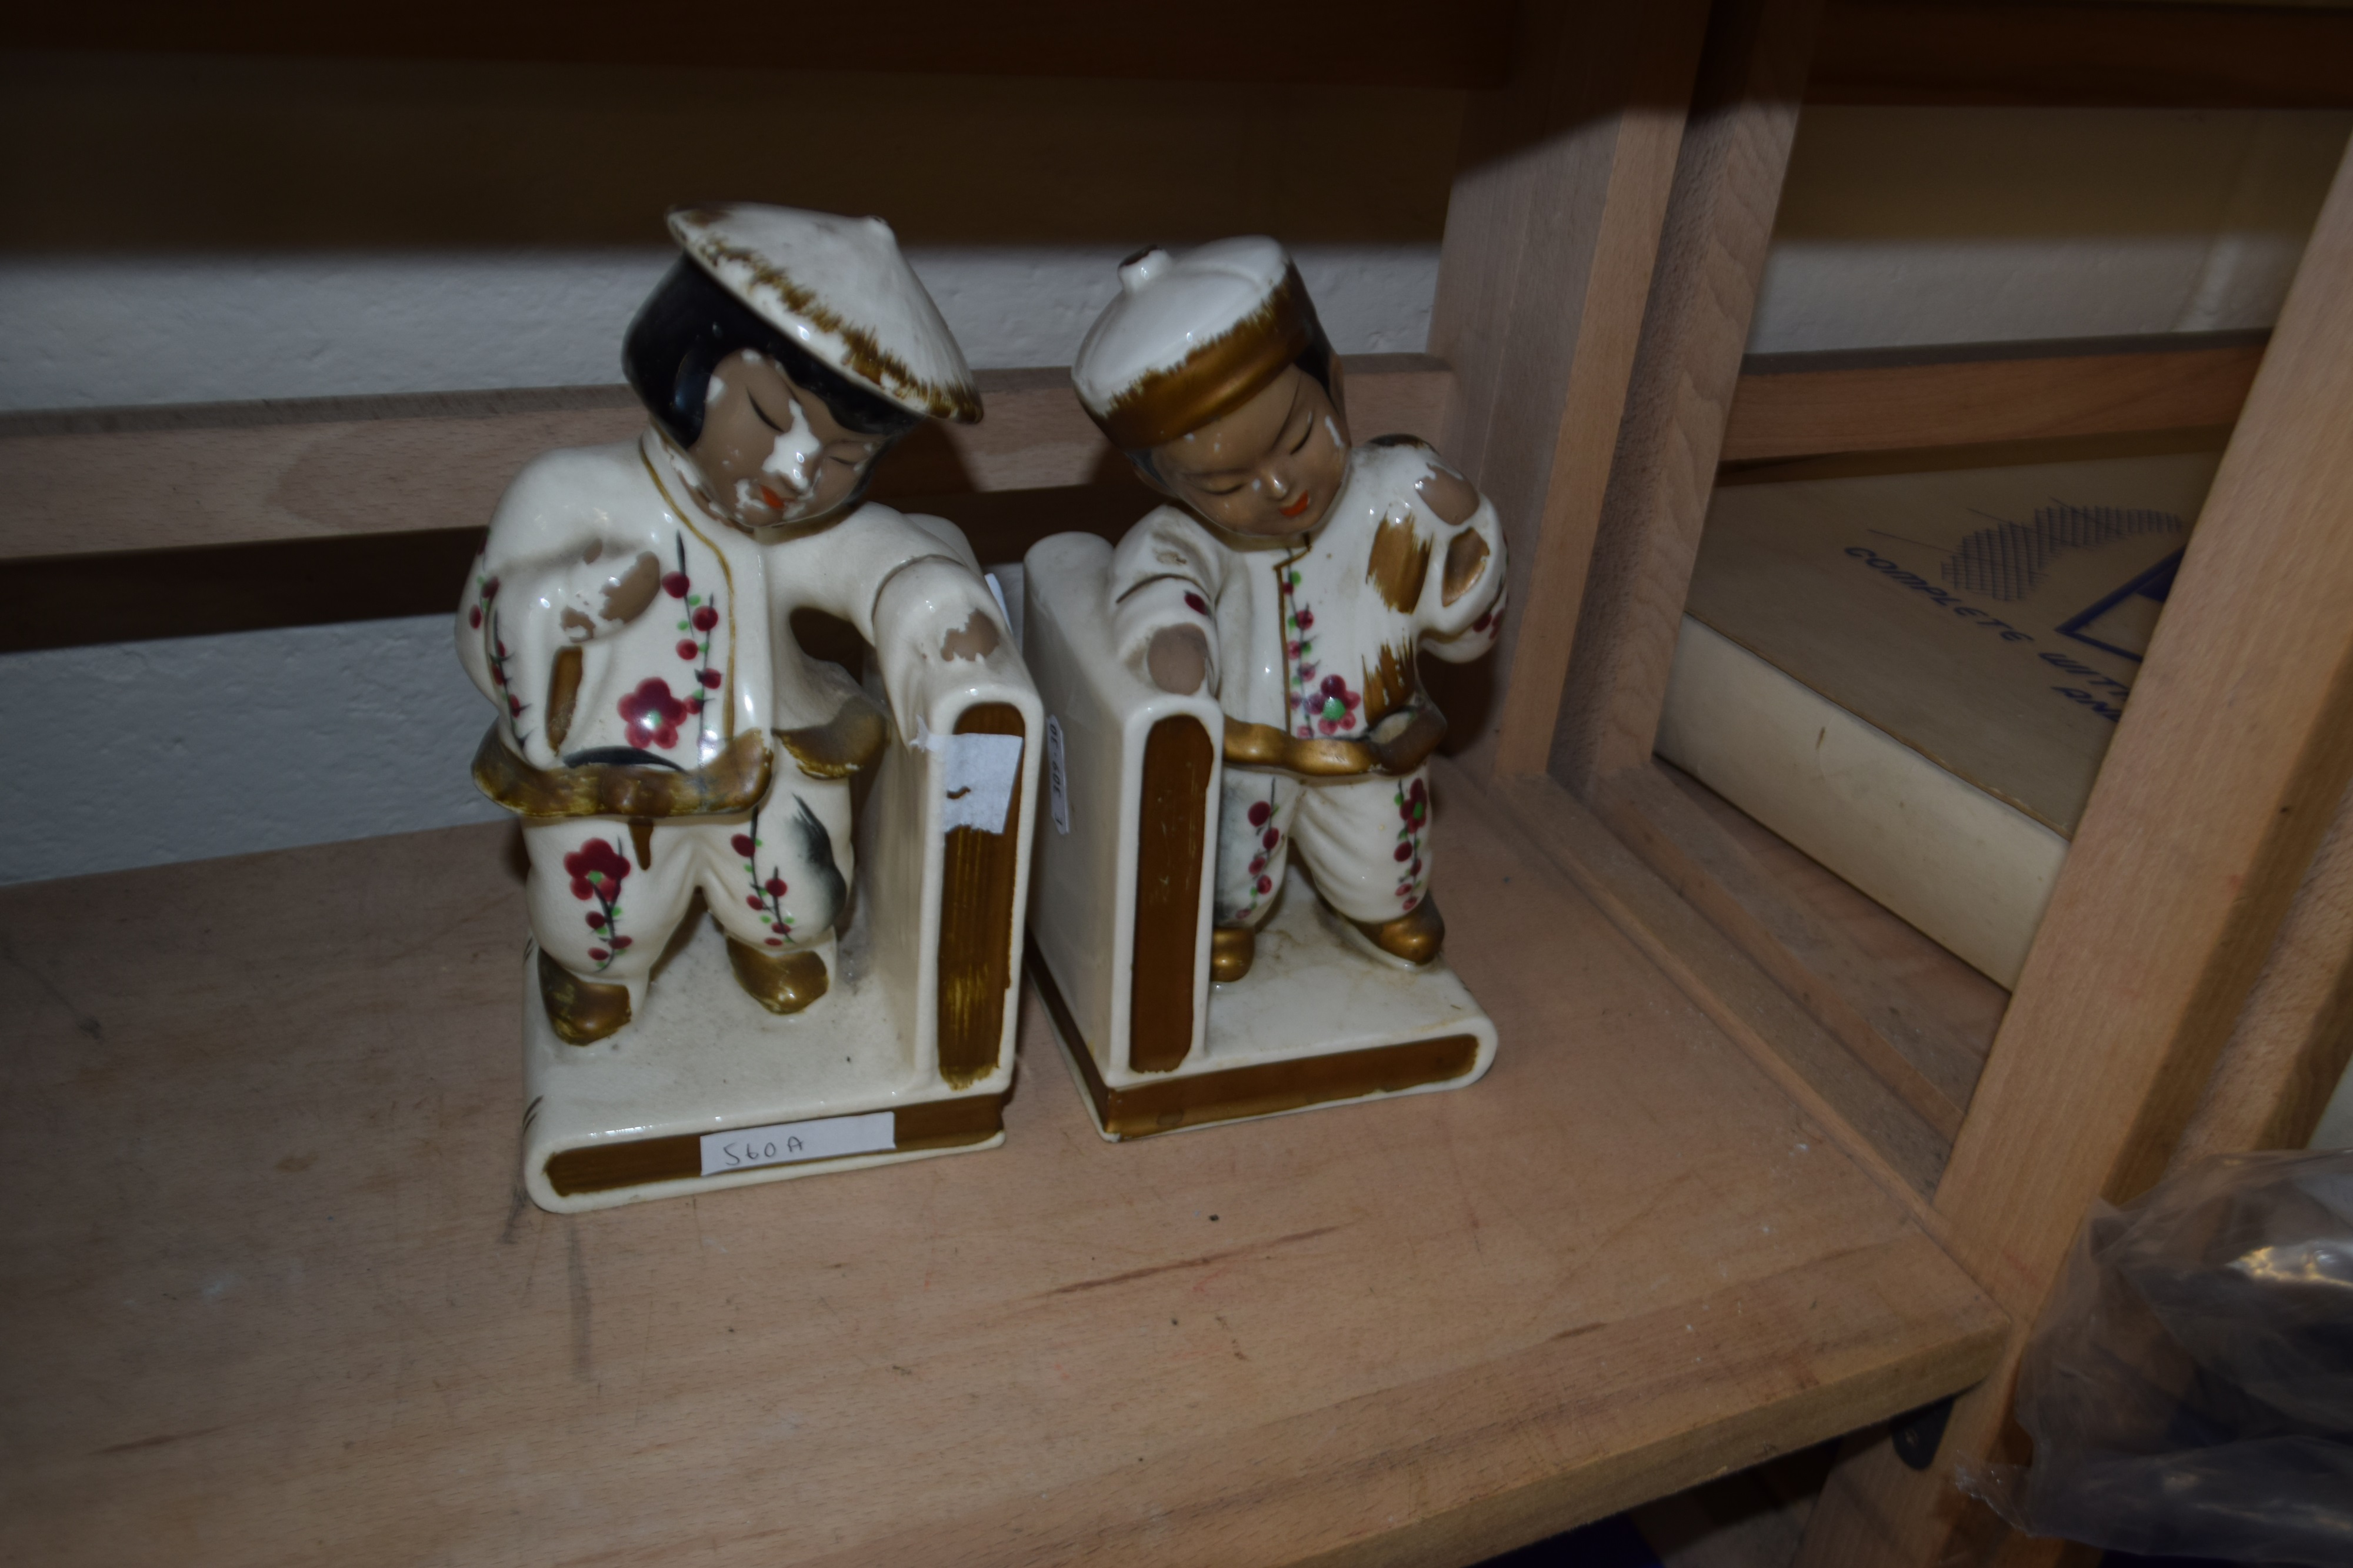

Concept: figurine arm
[[465, 453, 670, 762], [1411, 455, 1508, 663], [1108, 508, 1227, 697], [869, 556, 1023, 742]]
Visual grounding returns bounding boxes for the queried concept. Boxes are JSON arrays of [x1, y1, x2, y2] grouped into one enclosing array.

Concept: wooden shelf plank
[[1721, 333, 2264, 464], [0, 356, 1449, 565], [0, 762, 2002, 1566], [1594, 763, 1985, 1137], [2, 2, 1517, 88], [1812, 0, 2353, 108]]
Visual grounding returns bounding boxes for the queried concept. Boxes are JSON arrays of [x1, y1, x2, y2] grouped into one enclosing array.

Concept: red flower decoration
[[1255, 875, 1274, 895], [1247, 800, 1272, 828], [469, 606, 483, 629], [765, 937, 784, 946], [588, 946, 609, 962], [1294, 608, 1312, 630], [676, 639, 699, 660], [763, 875, 788, 898], [691, 605, 719, 632], [662, 572, 690, 599], [746, 896, 766, 910], [564, 839, 632, 901], [617, 677, 691, 749], [483, 577, 500, 600], [1392, 843, 1413, 863], [697, 668, 723, 689], [1261, 827, 1279, 850], [731, 834, 756, 857], [585, 911, 606, 930], [1184, 592, 1209, 615]]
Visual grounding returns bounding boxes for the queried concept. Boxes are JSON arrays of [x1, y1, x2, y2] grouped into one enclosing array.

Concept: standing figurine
[[462, 205, 1041, 1209], [1021, 239, 1504, 1139]]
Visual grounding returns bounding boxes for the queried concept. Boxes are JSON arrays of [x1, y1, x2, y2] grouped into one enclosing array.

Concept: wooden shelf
[[0, 761, 2001, 1567], [0, 356, 1452, 566]]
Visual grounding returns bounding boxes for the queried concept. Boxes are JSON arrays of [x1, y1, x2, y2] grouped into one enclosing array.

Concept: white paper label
[[699, 1111, 895, 1177], [942, 730, 1024, 834], [1045, 715, 1069, 835]]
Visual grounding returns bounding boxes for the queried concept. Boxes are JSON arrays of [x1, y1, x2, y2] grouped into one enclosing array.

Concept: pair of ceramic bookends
[[462, 208, 1505, 1213]]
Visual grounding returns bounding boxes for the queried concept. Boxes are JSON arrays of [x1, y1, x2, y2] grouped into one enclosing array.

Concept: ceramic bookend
[[1023, 238, 1503, 1140], [460, 204, 1041, 1210]]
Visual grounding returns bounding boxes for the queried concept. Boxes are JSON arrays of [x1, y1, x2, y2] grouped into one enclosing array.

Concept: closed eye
[[749, 396, 789, 434], [1288, 413, 1314, 455]]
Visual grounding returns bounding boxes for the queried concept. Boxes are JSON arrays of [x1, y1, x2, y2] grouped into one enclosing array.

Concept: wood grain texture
[[1429, 0, 1711, 779], [1595, 764, 1980, 1139], [0, 357, 1449, 563], [0, 772, 2001, 1566], [4, 2, 1515, 89], [1798, 136, 2353, 1568], [1655, 763, 2009, 1077], [1470, 768, 1953, 1204], [1719, 335, 2267, 463], [2175, 770, 2353, 1160], [1811, 0, 2353, 108], [1548, 0, 1822, 796]]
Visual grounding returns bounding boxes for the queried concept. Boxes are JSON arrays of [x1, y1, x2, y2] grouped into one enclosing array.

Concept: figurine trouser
[[524, 778, 855, 1011], [1213, 766, 1432, 930]]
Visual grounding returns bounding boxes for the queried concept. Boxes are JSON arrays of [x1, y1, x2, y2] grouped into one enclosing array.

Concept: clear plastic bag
[[1959, 1149, 2353, 1566]]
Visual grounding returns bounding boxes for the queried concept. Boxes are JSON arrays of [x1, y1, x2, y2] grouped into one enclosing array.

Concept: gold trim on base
[[1027, 946, 1479, 1139], [543, 1092, 1003, 1197]]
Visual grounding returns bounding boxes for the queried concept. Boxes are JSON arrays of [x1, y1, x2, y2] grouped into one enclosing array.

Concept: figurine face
[[685, 349, 887, 529], [1144, 365, 1351, 538]]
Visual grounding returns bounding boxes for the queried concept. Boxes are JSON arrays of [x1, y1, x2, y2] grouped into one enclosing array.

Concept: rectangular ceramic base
[[521, 916, 1002, 1214], [1032, 869, 1497, 1141]]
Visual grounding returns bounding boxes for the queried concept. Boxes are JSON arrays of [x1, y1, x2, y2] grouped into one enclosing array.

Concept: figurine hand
[[1146, 625, 1209, 695], [1442, 529, 1491, 606], [1414, 466, 1480, 526]]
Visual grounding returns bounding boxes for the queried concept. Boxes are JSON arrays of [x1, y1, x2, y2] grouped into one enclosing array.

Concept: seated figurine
[[1020, 238, 1504, 1139], [461, 205, 1040, 1209]]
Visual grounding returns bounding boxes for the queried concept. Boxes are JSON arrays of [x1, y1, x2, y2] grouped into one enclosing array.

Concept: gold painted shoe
[[1209, 925, 1256, 983], [538, 947, 632, 1045], [1349, 895, 1445, 966], [727, 939, 831, 1015]]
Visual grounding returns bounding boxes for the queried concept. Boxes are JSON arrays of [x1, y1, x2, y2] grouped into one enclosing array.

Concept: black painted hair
[[622, 258, 922, 448]]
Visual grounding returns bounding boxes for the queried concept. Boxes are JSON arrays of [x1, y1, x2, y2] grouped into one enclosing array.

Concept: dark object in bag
[[1959, 1149, 2353, 1566]]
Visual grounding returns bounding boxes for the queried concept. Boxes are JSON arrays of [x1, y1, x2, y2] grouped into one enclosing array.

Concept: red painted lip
[[1278, 491, 1315, 519], [758, 486, 787, 509]]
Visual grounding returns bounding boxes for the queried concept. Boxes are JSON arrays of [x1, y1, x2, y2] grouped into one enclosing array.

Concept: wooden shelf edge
[[928, 1231, 2007, 1568], [0, 356, 1454, 565], [1721, 332, 2265, 464]]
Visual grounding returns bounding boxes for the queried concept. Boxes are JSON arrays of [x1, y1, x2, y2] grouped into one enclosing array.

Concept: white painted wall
[[0, 617, 506, 886], [0, 246, 1441, 411], [4, 106, 2347, 888]]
